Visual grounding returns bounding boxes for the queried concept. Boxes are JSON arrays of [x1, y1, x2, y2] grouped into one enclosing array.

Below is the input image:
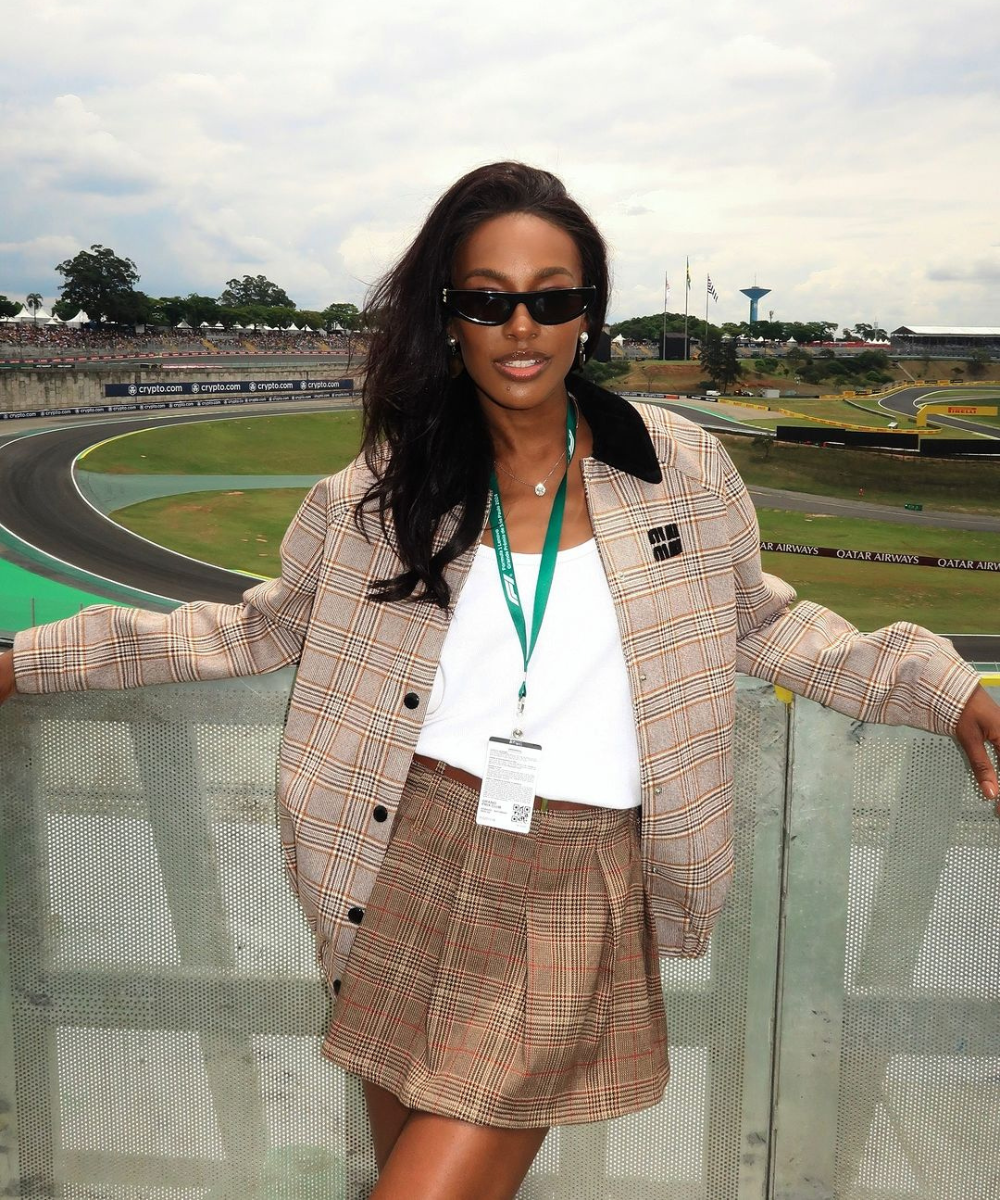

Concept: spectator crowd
[[0, 325, 358, 358]]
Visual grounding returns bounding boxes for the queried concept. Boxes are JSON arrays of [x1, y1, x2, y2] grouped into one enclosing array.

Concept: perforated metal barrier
[[1, 674, 997, 1199]]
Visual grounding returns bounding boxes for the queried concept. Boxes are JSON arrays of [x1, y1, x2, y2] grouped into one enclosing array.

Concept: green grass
[[109, 489, 309, 575], [761, 397, 912, 427], [80, 411, 363, 475], [758, 508, 998, 633], [759, 552, 995, 633], [757, 509, 999, 559], [719, 434, 1000, 515]]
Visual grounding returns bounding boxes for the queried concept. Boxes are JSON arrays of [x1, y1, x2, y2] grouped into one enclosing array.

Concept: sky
[[1, 0, 998, 332]]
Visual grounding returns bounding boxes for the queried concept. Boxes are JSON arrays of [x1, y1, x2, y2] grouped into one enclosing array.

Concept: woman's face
[[448, 212, 589, 415]]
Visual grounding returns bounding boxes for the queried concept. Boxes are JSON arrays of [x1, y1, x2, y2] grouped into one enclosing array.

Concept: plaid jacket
[[13, 381, 980, 988]]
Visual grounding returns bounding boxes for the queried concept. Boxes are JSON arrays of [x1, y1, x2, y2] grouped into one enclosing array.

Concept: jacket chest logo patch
[[647, 523, 683, 562]]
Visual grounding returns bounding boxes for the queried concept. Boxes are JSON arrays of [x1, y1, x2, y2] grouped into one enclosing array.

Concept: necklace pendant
[[534, 482, 547, 497]]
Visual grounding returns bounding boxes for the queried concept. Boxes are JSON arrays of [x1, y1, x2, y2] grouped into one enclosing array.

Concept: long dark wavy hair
[[358, 161, 609, 609]]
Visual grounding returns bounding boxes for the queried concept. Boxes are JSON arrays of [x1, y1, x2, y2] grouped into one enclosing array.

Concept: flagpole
[[662, 269, 668, 360], [683, 256, 690, 360]]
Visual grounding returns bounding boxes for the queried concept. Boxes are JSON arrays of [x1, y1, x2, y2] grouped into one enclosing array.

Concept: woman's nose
[[506, 301, 538, 338]]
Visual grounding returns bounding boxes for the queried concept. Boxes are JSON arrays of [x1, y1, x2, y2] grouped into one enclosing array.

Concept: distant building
[[890, 326, 1000, 354]]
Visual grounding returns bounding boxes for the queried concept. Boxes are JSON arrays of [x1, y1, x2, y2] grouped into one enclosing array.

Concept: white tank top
[[415, 539, 642, 808]]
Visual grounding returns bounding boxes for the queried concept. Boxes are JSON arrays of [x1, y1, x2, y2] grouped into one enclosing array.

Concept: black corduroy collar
[[569, 376, 663, 484]]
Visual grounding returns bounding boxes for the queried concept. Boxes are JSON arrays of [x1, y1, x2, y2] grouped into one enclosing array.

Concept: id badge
[[476, 736, 542, 834]]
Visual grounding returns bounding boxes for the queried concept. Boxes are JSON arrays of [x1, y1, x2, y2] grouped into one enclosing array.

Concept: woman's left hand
[[954, 684, 1000, 815]]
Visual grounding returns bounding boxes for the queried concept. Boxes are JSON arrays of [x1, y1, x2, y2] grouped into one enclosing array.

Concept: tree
[[847, 322, 888, 342], [26, 293, 43, 323], [183, 294, 223, 327], [149, 296, 189, 328], [0, 296, 22, 319], [322, 302, 361, 333], [700, 332, 743, 393], [56, 245, 141, 325], [219, 274, 294, 309], [967, 347, 992, 378]]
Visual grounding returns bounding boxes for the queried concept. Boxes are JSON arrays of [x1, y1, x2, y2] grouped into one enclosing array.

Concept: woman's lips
[[493, 353, 550, 382]]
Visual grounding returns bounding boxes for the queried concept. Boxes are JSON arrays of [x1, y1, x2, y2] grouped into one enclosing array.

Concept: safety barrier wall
[[1, 673, 997, 1199]]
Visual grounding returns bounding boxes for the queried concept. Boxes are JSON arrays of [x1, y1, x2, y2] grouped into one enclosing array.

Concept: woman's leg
[[363, 1080, 413, 1168], [370, 1108, 548, 1200]]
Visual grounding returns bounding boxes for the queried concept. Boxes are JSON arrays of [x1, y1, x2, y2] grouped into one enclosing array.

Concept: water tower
[[740, 285, 771, 326]]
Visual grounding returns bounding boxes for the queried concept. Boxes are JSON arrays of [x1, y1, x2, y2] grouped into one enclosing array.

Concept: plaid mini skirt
[[321, 758, 669, 1128]]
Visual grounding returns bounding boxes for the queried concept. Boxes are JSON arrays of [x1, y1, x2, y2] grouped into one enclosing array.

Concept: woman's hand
[[954, 684, 1000, 815], [0, 650, 16, 706]]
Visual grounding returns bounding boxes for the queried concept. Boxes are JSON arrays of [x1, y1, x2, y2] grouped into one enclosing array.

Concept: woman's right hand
[[0, 650, 17, 706]]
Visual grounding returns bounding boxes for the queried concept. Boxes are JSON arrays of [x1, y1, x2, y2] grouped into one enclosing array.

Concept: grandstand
[[0, 324, 357, 358], [890, 325, 1000, 354]]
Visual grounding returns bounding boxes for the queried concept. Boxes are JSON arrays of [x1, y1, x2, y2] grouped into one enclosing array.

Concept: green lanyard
[[488, 400, 577, 738]]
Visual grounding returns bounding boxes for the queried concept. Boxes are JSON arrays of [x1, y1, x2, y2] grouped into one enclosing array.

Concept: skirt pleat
[[321, 758, 669, 1128]]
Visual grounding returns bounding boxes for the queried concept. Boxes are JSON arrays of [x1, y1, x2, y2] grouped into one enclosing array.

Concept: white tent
[[199, 321, 211, 329], [46, 315, 64, 325], [286, 322, 299, 332], [212, 322, 225, 330], [175, 319, 192, 329], [233, 323, 244, 330], [64, 310, 90, 325], [13, 305, 51, 322]]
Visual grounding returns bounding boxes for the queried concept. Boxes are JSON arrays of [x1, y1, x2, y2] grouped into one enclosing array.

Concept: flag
[[664, 270, 671, 304], [707, 275, 719, 302], [685, 257, 691, 291]]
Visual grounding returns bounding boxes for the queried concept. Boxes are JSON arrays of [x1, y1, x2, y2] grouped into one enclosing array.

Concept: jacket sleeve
[[720, 447, 980, 736], [12, 477, 332, 694]]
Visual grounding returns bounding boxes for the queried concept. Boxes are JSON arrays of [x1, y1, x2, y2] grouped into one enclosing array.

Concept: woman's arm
[[718, 447, 999, 807], [8, 477, 331, 696], [0, 649, 15, 705]]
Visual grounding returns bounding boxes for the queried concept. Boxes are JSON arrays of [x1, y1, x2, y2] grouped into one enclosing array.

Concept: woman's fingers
[[954, 685, 1000, 814]]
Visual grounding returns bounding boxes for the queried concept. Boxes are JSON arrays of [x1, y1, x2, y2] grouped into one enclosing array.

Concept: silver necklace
[[495, 396, 577, 498], [496, 450, 566, 497]]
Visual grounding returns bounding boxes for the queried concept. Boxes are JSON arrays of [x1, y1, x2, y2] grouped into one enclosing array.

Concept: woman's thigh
[[369, 1104, 548, 1200]]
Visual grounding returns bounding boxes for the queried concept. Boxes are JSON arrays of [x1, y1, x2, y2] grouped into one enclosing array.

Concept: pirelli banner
[[761, 541, 1000, 572], [104, 377, 354, 399]]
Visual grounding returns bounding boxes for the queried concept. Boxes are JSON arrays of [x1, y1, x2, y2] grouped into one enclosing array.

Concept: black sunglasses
[[441, 285, 596, 326]]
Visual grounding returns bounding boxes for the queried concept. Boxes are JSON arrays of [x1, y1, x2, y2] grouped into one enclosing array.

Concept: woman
[[1, 162, 998, 1200]]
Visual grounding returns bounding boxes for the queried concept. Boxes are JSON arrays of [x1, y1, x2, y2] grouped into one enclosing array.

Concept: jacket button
[[333, 979, 341, 995], [655, 786, 663, 796], [372, 805, 388, 822], [639, 672, 648, 682], [403, 692, 420, 709], [347, 906, 364, 924]]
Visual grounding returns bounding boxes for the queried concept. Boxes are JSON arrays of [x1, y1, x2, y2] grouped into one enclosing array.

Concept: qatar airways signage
[[103, 377, 354, 398], [761, 541, 1000, 572]]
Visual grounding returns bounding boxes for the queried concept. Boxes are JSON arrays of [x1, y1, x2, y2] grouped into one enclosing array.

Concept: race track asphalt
[[1, 402, 997, 661], [877, 386, 1000, 438]]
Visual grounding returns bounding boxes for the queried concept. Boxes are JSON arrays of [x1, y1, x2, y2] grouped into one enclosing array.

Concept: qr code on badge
[[512, 804, 530, 825]]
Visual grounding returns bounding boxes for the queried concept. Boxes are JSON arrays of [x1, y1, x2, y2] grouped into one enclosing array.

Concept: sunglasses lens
[[454, 293, 514, 324], [529, 291, 585, 324]]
